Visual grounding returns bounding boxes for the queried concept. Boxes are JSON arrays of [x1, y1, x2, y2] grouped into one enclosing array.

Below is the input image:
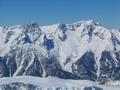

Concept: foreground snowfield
[[0, 76, 120, 90], [0, 76, 97, 87]]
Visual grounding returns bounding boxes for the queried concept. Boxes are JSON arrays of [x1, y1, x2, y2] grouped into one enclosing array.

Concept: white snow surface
[[0, 76, 97, 87], [0, 76, 120, 90]]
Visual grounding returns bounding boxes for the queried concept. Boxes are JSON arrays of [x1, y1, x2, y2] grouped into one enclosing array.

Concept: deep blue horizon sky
[[0, 0, 120, 29]]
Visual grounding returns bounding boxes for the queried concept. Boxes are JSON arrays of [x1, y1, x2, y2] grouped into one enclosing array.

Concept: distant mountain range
[[0, 20, 120, 83]]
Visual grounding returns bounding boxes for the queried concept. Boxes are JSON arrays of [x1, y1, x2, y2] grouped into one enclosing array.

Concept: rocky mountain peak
[[0, 20, 120, 83]]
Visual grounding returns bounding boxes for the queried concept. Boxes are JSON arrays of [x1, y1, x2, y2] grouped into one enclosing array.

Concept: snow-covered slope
[[0, 20, 120, 83], [0, 76, 103, 90], [0, 76, 120, 90], [0, 76, 98, 87]]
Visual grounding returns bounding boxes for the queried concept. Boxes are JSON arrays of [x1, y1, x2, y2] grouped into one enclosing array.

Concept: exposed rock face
[[72, 52, 97, 81], [0, 57, 9, 77], [98, 51, 120, 81], [0, 20, 120, 82], [58, 24, 67, 41]]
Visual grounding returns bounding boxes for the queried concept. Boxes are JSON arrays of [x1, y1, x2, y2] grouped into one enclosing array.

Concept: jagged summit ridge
[[0, 20, 120, 82]]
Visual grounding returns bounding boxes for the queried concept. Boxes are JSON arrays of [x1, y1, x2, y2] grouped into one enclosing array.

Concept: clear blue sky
[[0, 0, 120, 28]]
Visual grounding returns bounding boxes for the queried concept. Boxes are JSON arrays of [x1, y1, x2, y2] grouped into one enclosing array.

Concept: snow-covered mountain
[[0, 20, 120, 83]]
